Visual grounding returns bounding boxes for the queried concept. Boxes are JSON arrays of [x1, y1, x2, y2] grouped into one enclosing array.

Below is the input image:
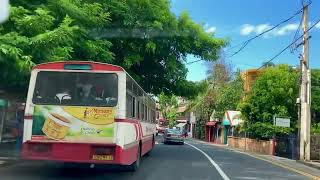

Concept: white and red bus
[[22, 61, 156, 170]]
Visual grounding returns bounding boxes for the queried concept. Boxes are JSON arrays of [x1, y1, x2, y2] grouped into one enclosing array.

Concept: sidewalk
[[298, 160, 320, 170], [0, 141, 17, 157], [191, 138, 320, 180], [0, 141, 20, 167]]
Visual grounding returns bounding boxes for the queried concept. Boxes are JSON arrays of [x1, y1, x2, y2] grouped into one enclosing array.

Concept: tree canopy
[[239, 65, 299, 138], [0, 0, 225, 97], [158, 92, 179, 128], [214, 72, 244, 119]]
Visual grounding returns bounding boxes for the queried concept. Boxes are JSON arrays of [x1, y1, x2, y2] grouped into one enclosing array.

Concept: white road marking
[[186, 142, 230, 180]]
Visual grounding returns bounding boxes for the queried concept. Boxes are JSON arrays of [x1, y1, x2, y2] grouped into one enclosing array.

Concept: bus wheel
[[128, 145, 141, 171]]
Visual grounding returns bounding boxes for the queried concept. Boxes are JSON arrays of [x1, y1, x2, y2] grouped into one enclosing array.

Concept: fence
[[227, 136, 274, 155], [274, 135, 298, 160], [229, 130, 298, 159], [311, 135, 320, 160]]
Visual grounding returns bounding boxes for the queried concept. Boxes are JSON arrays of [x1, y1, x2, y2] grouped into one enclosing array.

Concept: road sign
[[275, 118, 290, 127], [0, 0, 9, 23]]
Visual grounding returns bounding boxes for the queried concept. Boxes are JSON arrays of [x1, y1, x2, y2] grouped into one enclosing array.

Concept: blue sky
[[171, 0, 320, 81]]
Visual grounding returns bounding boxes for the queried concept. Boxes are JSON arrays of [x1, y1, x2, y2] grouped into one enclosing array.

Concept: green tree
[[311, 69, 320, 122], [0, 0, 225, 97], [187, 61, 235, 139], [1, 0, 112, 90], [215, 72, 244, 119], [239, 65, 299, 138], [158, 92, 179, 128], [311, 69, 320, 134]]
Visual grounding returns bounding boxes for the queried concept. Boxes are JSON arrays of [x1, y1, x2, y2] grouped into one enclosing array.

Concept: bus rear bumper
[[22, 141, 139, 165]]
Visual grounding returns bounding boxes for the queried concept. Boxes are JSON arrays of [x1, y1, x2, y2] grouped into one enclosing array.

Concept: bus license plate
[[92, 155, 113, 161]]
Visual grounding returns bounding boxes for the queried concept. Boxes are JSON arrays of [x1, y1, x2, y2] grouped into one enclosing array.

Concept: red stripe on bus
[[24, 115, 33, 120], [115, 119, 142, 140], [134, 124, 139, 141], [141, 137, 154, 156], [33, 61, 124, 71], [22, 142, 139, 165], [138, 123, 143, 139], [114, 119, 140, 124]]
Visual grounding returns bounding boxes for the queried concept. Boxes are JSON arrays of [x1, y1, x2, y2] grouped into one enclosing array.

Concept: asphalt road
[[0, 137, 310, 180]]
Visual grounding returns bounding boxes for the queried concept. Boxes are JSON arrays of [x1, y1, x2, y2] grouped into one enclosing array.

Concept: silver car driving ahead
[[163, 128, 184, 145]]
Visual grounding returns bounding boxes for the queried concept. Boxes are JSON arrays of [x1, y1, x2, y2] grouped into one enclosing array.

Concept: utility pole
[[299, 3, 311, 161]]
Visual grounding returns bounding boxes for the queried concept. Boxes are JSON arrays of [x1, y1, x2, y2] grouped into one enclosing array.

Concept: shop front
[[222, 111, 243, 144], [205, 121, 222, 144], [0, 99, 25, 142]]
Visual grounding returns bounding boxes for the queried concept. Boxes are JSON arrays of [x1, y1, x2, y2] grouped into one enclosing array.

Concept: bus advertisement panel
[[32, 105, 115, 142]]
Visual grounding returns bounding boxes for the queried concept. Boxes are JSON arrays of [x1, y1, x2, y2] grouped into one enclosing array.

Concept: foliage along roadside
[[239, 65, 299, 138], [158, 92, 179, 128], [188, 64, 315, 139], [0, 0, 226, 98], [188, 61, 244, 139]]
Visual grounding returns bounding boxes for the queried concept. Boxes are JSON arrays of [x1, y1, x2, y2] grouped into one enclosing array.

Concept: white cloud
[[206, 26, 216, 33], [274, 23, 299, 36], [240, 23, 300, 37], [240, 24, 255, 35], [315, 22, 320, 29], [256, 24, 272, 34]]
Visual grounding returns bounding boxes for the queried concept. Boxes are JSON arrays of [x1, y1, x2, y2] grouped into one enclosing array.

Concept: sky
[[0, 0, 9, 23], [170, 0, 320, 81]]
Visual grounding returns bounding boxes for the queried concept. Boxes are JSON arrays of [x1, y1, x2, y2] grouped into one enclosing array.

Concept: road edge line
[[185, 142, 230, 180], [192, 140, 319, 180], [242, 153, 320, 180]]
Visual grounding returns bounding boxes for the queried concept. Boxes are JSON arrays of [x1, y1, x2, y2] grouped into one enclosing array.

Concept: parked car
[[163, 128, 184, 145], [156, 126, 166, 135]]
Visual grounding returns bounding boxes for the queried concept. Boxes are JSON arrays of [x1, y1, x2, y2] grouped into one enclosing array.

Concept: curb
[[297, 160, 320, 171], [0, 160, 18, 168], [0, 157, 20, 168]]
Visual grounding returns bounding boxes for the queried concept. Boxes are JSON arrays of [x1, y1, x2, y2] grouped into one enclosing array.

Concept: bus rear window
[[32, 71, 118, 107]]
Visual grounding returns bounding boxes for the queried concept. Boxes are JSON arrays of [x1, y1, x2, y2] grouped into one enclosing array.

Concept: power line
[[291, 0, 308, 53], [186, 1, 312, 66], [290, 14, 303, 53], [257, 18, 320, 70], [225, 1, 311, 58], [186, 59, 202, 65]]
